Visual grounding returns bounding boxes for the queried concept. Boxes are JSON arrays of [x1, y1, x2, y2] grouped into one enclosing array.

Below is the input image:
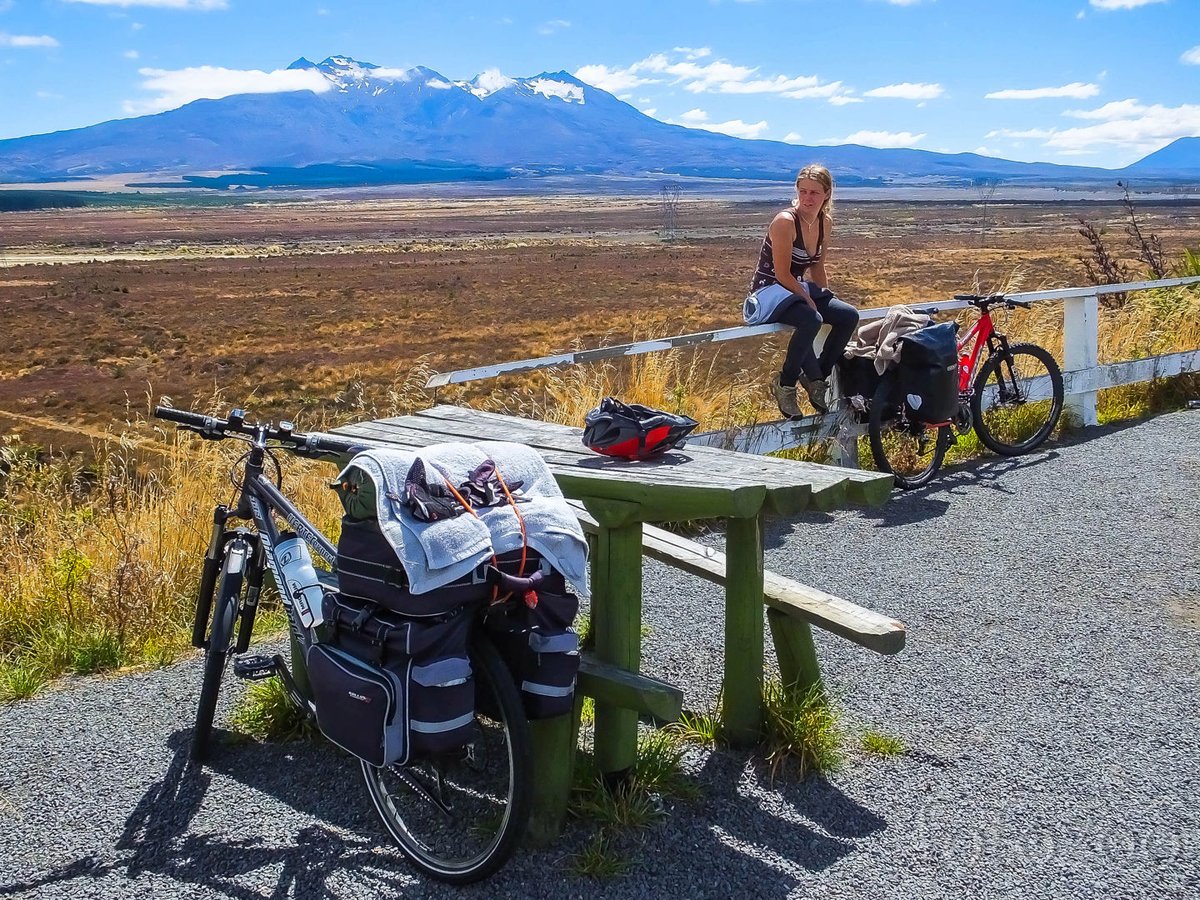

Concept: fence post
[[1062, 291, 1099, 427]]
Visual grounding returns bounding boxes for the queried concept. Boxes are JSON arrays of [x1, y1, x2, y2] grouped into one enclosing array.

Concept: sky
[[1, 0, 1198, 170]]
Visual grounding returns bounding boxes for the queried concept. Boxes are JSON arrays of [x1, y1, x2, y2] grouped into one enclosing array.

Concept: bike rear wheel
[[971, 342, 1064, 456], [361, 635, 533, 884], [868, 372, 951, 489], [192, 537, 250, 761]]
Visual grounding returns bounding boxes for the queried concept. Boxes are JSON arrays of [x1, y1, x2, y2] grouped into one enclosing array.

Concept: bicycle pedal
[[233, 654, 278, 681]]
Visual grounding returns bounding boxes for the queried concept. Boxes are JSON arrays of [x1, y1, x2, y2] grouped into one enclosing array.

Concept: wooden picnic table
[[331, 404, 892, 837]]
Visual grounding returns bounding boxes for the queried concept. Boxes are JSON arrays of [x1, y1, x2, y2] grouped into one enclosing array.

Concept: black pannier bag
[[484, 565, 581, 719], [837, 355, 884, 403], [307, 597, 475, 767], [336, 516, 479, 617], [895, 322, 960, 424]]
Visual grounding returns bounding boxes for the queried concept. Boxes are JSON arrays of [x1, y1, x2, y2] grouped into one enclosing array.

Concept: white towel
[[336, 441, 590, 599]]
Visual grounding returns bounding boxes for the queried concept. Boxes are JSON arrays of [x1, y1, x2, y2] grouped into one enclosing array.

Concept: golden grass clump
[[0, 421, 343, 700]]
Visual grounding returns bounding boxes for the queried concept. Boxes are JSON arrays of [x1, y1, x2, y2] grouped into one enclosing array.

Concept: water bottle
[[276, 533, 324, 629]]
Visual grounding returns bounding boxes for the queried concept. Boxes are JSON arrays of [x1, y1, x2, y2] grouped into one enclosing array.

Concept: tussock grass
[[761, 681, 844, 781], [859, 728, 907, 757], [229, 676, 319, 743], [666, 707, 723, 748], [0, 417, 343, 699], [568, 830, 630, 879], [571, 726, 698, 829]]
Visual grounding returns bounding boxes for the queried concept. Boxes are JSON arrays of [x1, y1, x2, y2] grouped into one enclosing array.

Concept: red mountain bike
[[867, 293, 1066, 488]]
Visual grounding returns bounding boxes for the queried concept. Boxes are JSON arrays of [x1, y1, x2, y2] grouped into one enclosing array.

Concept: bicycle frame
[[196, 426, 338, 682], [955, 308, 1010, 394]]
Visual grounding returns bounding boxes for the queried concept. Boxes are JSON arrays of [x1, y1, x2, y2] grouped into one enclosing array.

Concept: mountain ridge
[[0, 55, 1195, 188]]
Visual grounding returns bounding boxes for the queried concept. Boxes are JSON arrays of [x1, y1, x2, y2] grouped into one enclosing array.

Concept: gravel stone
[[1, 410, 1197, 898]]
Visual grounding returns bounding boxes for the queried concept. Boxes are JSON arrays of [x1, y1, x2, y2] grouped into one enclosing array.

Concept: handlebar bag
[[484, 566, 580, 719], [895, 322, 960, 424], [308, 599, 475, 766]]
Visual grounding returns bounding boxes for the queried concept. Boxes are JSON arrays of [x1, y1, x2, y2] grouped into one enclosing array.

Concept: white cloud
[[668, 108, 768, 139], [985, 127, 1057, 139], [880, 0, 925, 5], [537, 18, 570, 35], [63, 0, 227, 8], [1182, 46, 1200, 66], [783, 132, 807, 144], [123, 49, 139, 59], [123, 65, 331, 115], [63, 0, 228, 7], [1089, 0, 1166, 9], [640, 107, 656, 117], [673, 46, 712, 60], [576, 50, 850, 103], [863, 82, 943, 100], [574, 63, 658, 93], [992, 100, 1200, 162], [426, 78, 453, 90], [0, 32, 59, 47], [832, 130, 926, 148], [829, 94, 863, 106], [986, 82, 1100, 100]]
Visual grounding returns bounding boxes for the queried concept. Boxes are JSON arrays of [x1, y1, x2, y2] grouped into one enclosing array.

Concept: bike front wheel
[[868, 373, 951, 489], [361, 635, 533, 884], [971, 342, 1064, 456], [192, 537, 250, 761]]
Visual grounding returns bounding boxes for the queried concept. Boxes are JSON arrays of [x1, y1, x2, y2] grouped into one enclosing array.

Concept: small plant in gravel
[[568, 829, 630, 879], [571, 727, 698, 828], [0, 659, 48, 702], [229, 676, 319, 743], [761, 681, 844, 780], [666, 707, 723, 748], [859, 728, 907, 757]]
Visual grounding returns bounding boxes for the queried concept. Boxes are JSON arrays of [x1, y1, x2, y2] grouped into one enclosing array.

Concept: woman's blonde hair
[[795, 164, 834, 220]]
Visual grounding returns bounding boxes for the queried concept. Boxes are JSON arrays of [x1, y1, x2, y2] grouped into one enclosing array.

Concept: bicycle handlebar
[[953, 293, 1032, 310], [153, 405, 367, 458]]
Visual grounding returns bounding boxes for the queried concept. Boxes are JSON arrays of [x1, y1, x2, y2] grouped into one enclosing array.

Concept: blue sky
[[1, 0, 1197, 169]]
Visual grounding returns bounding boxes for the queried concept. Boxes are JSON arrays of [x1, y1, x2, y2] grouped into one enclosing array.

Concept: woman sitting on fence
[[743, 164, 859, 418]]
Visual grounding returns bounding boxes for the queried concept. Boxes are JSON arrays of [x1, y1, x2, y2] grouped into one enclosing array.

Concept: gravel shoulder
[[2, 410, 1198, 899]]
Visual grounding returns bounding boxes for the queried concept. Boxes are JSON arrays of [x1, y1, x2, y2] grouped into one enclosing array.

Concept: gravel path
[[2, 410, 1197, 899]]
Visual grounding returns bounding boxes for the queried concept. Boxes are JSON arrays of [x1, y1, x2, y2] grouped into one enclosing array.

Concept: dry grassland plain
[[1, 192, 1197, 449]]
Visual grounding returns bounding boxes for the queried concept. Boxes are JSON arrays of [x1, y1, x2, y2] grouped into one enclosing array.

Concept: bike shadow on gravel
[[655, 749, 888, 897], [0, 730, 413, 899]]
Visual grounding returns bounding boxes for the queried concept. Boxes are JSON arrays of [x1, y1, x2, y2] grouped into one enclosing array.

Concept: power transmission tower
[[660, 183, 680, 241]]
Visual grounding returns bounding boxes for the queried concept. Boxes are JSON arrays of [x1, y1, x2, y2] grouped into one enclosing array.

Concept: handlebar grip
[[1009, 299, 1032, 309], [154, 405, 221, 428]]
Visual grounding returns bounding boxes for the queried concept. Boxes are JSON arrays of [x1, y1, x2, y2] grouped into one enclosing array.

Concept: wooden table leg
[[524, 701, 582, 846], [587, 505, 644, 780], [722, 512, 764, 747]]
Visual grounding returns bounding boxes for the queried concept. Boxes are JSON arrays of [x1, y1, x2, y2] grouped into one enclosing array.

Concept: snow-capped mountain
[[0, 55, 1191, 186]]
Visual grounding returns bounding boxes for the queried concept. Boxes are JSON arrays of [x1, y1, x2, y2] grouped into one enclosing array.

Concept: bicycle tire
[[971, 342, 1064, 456], [191, 540, 246, 762], [867, 371, 950, 489], [361, 635, 533, 884]]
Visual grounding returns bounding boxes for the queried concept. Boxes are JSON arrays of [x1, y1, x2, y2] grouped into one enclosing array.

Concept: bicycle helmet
[[582, 397, 699, 460]]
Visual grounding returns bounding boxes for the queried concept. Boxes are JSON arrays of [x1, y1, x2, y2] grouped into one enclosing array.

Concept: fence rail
[[426, 275, 1200, 460]]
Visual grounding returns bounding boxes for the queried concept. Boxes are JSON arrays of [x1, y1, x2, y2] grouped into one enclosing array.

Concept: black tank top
[[748, 209, 823, 293]]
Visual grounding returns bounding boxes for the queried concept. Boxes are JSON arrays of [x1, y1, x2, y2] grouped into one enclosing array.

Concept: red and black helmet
[[582, 398, 699, 461]]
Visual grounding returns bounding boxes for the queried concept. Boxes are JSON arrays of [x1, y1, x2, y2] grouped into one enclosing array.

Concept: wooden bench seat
[[568, 501, 905, 654]]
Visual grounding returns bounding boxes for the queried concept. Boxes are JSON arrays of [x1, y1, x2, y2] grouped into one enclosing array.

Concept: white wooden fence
[[426, 275, 1200, 460]]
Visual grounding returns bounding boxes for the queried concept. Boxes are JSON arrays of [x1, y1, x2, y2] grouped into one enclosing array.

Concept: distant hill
[[0, 55, 1193, 188], [1123, 137, 1200, 175]]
